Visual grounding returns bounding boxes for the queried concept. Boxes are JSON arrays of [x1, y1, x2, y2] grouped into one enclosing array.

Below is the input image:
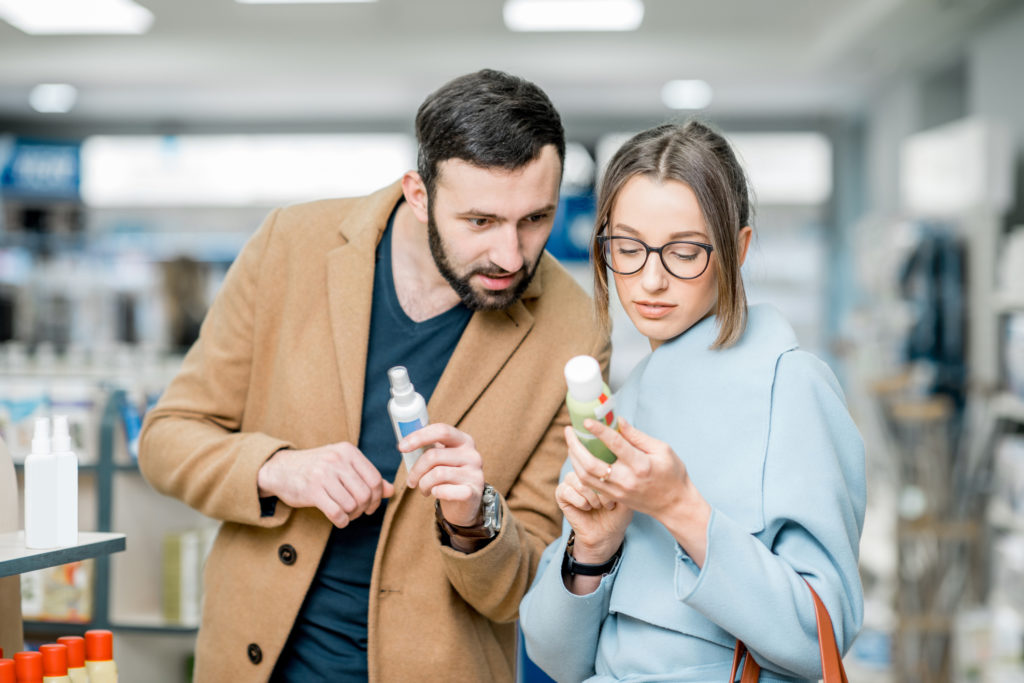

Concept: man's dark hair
[[415, 69, 565, 198]]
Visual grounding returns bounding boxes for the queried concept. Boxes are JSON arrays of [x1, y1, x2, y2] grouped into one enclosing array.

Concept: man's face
[[426, 144, 562, 311]]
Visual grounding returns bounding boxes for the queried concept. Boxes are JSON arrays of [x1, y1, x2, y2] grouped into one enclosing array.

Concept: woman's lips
[[634, 301, 676, 319]]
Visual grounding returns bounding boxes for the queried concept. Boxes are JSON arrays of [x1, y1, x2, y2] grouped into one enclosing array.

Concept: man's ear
[[737, 226, 753, 266], [401, 171, 430, 224]]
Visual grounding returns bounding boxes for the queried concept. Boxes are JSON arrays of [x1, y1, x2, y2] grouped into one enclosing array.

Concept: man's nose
[[489, 224, 524, 274]]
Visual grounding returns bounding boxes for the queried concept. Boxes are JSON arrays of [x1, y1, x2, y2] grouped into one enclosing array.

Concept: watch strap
[[562, 530, 622, 576], [434, 484, 502, 550]]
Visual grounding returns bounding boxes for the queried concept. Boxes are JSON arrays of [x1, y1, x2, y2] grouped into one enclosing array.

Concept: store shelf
[[994, 290, 1024, 313], [0, 531, 125, 578], [106, 614, 198, 634], [992, 392, 1024, 423]]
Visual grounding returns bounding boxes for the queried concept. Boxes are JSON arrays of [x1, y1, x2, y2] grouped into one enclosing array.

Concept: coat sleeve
[[138, 209, 296, 527], [436, 334, 612, 624], [673, 349, 866, 679]]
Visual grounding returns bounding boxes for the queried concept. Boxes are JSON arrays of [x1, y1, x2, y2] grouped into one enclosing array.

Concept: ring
[[598, 465, 612, 483]]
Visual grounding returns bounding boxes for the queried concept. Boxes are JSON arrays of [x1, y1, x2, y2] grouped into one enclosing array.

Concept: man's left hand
[[402, 423, 485, 527]]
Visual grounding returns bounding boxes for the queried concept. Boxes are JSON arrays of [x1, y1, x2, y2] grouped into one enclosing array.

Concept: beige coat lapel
[[325, 182, 405, 444]]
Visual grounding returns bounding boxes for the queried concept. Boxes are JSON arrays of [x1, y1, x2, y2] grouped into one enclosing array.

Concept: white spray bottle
[[24, 417, 58, 548], [387, 366, 429, 471], [52, 415, 79, 547]]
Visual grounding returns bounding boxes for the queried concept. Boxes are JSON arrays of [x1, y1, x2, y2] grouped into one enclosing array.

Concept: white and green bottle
[[387, 366, 429, 471], [564, 355, 618, 464]]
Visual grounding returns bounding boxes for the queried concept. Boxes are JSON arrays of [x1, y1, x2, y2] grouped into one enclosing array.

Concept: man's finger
[[399, 422, 470, 453]]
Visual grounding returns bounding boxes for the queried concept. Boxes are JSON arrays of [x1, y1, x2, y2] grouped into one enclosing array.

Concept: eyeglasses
[[597, 235, 714, 280]]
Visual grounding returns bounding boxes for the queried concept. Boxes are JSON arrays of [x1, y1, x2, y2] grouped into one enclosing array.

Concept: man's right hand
[[257, 443, 395, 528]]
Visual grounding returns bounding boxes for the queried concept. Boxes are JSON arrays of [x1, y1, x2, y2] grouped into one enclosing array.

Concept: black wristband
[[562, 530, 622, 577]]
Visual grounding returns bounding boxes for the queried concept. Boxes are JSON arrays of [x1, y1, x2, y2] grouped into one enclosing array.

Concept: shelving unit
[[0, 531, 125, 578]]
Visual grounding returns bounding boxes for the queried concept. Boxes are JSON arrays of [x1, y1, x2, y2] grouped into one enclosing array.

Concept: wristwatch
[[435, 484, 502, 552], [562, 530, 622, 577]]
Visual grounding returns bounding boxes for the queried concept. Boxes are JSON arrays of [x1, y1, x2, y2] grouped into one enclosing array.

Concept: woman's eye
[[617, 247, 643, 256]]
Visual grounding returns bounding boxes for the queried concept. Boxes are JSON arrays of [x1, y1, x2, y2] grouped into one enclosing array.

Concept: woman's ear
[[737, 226, 753, 266], [401, 171, 430, 224]]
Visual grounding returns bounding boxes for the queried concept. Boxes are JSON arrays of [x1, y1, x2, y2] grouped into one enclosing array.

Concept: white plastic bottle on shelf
[[387, 366, 430, 471], [51, 415, 78, 548], [24, 417, 59, 549]]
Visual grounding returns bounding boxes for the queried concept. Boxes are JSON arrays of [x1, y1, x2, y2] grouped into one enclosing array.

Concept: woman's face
[[607, 175, 722, 345]]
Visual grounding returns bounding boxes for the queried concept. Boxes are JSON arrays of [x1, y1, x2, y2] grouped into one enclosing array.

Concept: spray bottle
[[387, 367, 429, 471], [51, 417, 78, 548], [24, 418, 58, 549], [564, 355, 618, 464]]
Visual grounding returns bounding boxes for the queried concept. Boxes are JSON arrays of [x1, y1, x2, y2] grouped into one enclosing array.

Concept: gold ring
[[598, 465, 612, 483]]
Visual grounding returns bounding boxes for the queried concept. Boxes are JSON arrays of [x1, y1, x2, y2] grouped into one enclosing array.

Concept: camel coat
[[138, 182, 610, 682]]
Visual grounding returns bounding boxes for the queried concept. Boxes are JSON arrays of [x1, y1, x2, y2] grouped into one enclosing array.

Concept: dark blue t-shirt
[[272, 205, 472, 681]]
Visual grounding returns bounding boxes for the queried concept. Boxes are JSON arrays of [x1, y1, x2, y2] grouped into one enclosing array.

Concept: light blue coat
[[520, 305, 866, 683]]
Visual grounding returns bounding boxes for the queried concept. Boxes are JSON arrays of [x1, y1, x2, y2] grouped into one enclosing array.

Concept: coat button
[[247, 643, 262, 664], [278, 544, 297, 565]]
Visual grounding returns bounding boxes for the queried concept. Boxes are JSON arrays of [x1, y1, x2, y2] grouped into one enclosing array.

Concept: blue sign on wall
[[547, 192, 596, 262], [0, 137, 81, 200]]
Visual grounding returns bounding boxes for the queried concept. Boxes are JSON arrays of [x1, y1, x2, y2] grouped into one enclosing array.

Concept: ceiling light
[[29, 84, 78, 114], [236, 0, 376, 4], [661, 80, 713, 110], [0, 0, 153, 34], [503, 0, 643, 32]]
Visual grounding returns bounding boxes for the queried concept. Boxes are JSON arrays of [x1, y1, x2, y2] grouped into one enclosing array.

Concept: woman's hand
[[569, 418, 712, 567]]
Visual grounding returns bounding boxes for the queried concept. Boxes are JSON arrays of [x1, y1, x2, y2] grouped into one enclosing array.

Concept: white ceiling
[[0, 0, 1017, 132]]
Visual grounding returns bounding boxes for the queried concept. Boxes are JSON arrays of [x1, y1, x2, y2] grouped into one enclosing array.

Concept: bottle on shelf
[[12, 651, 42, 683], [24, 417, 59, 549], [51, 416, 79, 548], [564, 355, 619, 464], [54, 639, 86, 683], [0, 658, 14, 683], [38, 645, 70, 683], [83, 630, 117, 682]]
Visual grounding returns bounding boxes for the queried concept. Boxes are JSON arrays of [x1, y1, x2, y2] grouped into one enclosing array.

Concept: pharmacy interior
[[3, 1, 1024, 681]]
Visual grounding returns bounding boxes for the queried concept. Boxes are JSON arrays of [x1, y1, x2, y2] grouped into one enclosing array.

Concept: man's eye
[[526, 213, 548, 223], [468, 218, 491, 228]]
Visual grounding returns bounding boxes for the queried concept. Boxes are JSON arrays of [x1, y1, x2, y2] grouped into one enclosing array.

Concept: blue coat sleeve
[[674, 350, 866, 679]]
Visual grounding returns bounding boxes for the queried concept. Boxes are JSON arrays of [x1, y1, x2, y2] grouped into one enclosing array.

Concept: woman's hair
[[415, 69, 565, 201], [592, 120, 753, 349]]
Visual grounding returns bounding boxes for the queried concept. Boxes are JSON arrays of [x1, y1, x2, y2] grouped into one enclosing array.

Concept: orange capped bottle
[[38, 646, 70, 683], [84, 630, 117, 683], [13, 651, 42, 683], [0, 658, 15, 683], [54, 639, 86, 683]]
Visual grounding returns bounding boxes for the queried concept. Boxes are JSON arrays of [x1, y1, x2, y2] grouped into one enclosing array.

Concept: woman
[[519, 121, 865, 682]]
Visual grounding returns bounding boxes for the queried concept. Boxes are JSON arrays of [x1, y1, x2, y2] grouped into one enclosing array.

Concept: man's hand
[[401, 423, 485, 527], [257, 442, 395, 528]]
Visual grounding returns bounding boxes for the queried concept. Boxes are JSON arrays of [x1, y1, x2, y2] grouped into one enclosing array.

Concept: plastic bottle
[[38, 645, 70, 683], [24, 417, 59, 549], [12, 651, 42, 683], [54, 639, 86, 683], [564, 355, 618, 464], [83, 630, 117, 682], [0, 658, 15, 683], [387, 366, 429, 471], [51, 416, 79, 548]]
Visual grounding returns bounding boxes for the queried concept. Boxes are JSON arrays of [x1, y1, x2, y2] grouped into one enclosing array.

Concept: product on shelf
[[24, 417, 58, 549], [0, 658, 14, 683], [38, 644, 70, 683], [20, 561, 93, 623], [83, 630, 117, 683], [12, 651, 42, 683], [53, 639, 85, 683]]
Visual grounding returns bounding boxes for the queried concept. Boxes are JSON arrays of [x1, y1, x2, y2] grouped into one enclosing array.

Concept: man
[[138, 69, 609, 682]]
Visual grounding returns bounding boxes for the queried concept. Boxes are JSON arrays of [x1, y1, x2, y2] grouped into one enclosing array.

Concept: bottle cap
[[51, 415, 72, 453], [39, 645, 68, 677], [13, 652, 42, 682], [0, 659, 14, 683], [55, 637, 84, 668], [564, 355, 603, 403], [84, 630, 113, 662], [31, 417, 51, 456], [387, 366, 415, 404]]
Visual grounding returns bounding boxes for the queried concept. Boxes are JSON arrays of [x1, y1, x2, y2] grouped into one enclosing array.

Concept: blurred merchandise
[[20, 561, 93, 623], [1006, 314, 1024, 399], [999, 227, 1024, 296], [162, 527, 217, 627]]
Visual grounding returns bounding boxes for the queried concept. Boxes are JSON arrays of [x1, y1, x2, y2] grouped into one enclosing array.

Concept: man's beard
[[426, 208, 540, 311]]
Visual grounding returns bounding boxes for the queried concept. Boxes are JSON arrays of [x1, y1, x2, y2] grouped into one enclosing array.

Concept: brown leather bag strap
[[730, 580, 849, 683]]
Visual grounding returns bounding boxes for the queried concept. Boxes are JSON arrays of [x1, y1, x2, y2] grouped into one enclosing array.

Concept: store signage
[[0, 137, 81, 199]]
